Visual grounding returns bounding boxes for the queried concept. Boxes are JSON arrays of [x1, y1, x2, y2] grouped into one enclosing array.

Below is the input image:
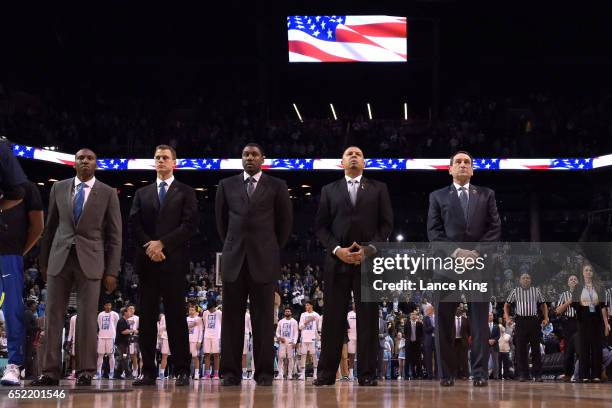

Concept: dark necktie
[[459, 186, 469, 219], [246, 177, 255, 198], [158, 181, 167, 205], [73, 183, 88, 223]]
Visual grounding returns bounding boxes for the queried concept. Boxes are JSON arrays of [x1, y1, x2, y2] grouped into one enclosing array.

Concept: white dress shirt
[[74, 176, 96, 205]]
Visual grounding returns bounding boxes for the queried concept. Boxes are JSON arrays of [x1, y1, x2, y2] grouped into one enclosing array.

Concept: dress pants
[[138, 259, 190, 378], [318, 269, 378, 382], [221, 261, 275, 382], [514, 316, 542, 378], [43, 247, 100, 379]]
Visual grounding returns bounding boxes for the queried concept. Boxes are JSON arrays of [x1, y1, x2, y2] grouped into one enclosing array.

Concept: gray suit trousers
[[42, 247, 101, 379]]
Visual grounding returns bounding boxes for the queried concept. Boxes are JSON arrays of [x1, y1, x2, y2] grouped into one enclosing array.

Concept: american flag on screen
[[287, 15, 407, 62]]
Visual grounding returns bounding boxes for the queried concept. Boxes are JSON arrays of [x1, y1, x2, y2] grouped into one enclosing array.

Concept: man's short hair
[[243, 143, 265, 157], [449, 150, 473, 166], [155, 144, 177, 160]]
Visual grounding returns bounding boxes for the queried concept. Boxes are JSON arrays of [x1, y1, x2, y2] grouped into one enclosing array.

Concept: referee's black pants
[[560, 317, 577, 377], [515, 316, 542, 378]]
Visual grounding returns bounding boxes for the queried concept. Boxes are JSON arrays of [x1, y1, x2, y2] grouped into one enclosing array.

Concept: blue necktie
[[73, 183, 88, 223], [158, 181, 167, 205]]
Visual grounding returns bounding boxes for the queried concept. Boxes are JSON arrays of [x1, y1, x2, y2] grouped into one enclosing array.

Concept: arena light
[[48, 178, 58, 182], [330, 103, 338, 120], [367, 103, 372, 120], [292, 103, 303, 122], [404, 103, 408, 120], [301, 184, 311, 188], [37, 182, 44, 186], [123, 182, 134, 186], [305, 192, 312, 196], [396, 234, 404, 242]]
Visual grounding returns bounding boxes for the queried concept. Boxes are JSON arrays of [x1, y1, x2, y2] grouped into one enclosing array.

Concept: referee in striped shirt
[[555, 275, 578, 381], [503, 273, 549, 382]]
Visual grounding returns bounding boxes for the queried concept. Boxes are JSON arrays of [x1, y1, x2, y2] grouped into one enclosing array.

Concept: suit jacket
[[423, 315, 436, 347], [39, 178, 122, 279], [488, 323, 501, 351], [129, 179, 199, 273], [405, 320, 424, 344], [427, 184, 501, 252], [315, 177, 393, 274], [215, 173, 292, 283]]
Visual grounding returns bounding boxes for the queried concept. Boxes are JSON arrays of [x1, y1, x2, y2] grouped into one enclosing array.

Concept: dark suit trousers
[[43, 248, 101, 378], [138, 259, 190, 377], [318, 268, 379, 381], [221, 261, 275, 382]]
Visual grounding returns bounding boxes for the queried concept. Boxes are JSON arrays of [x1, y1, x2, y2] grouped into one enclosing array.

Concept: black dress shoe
[[440, 378, 455, 387], [473, 378, 488, 387], [313, 378, 335, 386], [133, 376, 156, 386], [255, 378, 273, 386], [175, 374, 190, 386], [358, 377, 378, 386], [533, 376, 544, 383], [30, 375, 60, 386], [76, 374, 92, 386], [221, 377, 242, 386]]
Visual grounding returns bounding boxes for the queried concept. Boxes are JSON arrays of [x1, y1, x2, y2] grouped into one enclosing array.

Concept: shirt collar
[[345, 174, 363, 183], [453, 182, 470, 191], [75, 176, 96, 189], [244, 171, 262, 182], [157, 175, 175, 188]]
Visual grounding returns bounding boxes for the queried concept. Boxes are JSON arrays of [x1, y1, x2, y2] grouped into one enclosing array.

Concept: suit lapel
[[66, 178, 76, 226], [77, 182, 99, 228], [159, 180, 178, 213], [448, 185, 466, 223], [354, 177, 368, 208], [466, 185, 480, 224], [248, 173, 268, 205], [337, 178, 353, 208]]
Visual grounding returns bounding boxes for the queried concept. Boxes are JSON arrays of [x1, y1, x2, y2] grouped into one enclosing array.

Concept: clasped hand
[[336, 242, 364, 266], [144, 240, 166, 262]]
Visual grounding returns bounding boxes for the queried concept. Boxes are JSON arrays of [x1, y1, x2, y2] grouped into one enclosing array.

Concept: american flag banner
[[177, 159, 222, 170], [270, 159, 314, 170], [97, 159, 129, 170], [10, 143, 606, 172], [365, 159, 407, 170], [473, 158, 501, 170], [550, 158, 593, 170], [288, 15, 407, 62], [12, 144, 35, 159]]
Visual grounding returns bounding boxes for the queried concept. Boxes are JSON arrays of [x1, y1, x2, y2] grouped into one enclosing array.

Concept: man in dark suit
[[314, 146, 393, 386], [33, 148, 122, 386], [422, 304, 437, 379], [488, 312, 501, 379], [427, 150, 501, 387], [405, 311, 424, 379], [215, 143, 292, 386], [129, 144, 199, 386]]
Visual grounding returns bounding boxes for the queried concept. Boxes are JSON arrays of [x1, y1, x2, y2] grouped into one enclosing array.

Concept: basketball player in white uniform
[[187, 304, 203, 380], [276, 307, 299, 380], [242, 308, 253, 380], [347, 303, 357, 381], [95, 301, 120, 379], [298, 301, 321, 380], [126, 305, 141, 379], [202, 302, 222, 379], [157, 313, 170, 379]]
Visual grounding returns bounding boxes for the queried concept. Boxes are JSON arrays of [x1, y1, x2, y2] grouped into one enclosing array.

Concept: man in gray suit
[[32, 148, 122, 386]]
